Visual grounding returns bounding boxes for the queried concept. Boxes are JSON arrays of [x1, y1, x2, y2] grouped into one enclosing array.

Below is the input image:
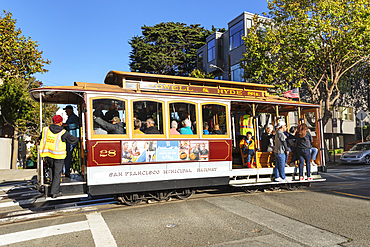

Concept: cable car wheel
[[176, 188, 195, 200], [118, 193, 143, 206]]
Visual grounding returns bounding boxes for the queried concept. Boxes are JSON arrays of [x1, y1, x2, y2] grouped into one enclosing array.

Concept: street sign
[[356, 110, 367, 121]]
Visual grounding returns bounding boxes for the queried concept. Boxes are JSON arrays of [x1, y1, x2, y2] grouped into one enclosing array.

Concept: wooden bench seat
[[255, 151, 274, 168], [240, 150, 298, 169]]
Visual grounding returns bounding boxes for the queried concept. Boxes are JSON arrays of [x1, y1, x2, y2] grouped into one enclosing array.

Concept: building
[[197, 12, 259, 81], [196, 12, 370, 151]]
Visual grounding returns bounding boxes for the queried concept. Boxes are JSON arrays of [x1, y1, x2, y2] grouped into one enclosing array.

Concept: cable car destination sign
[[139, 81, 265, 97]]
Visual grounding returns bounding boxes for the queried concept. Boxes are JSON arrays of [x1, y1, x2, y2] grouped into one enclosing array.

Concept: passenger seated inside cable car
[[145, 118, 160, 134], [240, 131, 256, 168], [169, 102, 197, 135], [133, 100, 163, 134], [95, 116, 126, 134], [92, 98, 126, 135], [133, 119, 144, 135], [202, 104, 227, 135], [170, 121, 180, 135], [180, 119, 193, 134], [203, 122, 209, 135]]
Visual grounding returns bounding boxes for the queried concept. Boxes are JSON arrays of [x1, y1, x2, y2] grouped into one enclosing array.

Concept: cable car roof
[[104, 70, 276, 90]]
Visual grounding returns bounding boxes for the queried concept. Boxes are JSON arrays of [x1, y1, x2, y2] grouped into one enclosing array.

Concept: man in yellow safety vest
[[239, 111, 254, 136], [40, 115, 79, 198]]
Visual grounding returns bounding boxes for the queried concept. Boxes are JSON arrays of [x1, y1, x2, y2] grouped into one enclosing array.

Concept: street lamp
[[209, 64, 225, 73]]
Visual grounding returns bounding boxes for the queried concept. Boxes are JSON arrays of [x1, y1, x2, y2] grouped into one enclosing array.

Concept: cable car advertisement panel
[[122, 140, 210, 163], [86, 139, 230, 186]]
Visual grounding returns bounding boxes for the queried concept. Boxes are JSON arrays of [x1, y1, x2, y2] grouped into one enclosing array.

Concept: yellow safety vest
[[40, 127, 67, 159], [239, 114, 254, 136], [239, 138, 255, 149]]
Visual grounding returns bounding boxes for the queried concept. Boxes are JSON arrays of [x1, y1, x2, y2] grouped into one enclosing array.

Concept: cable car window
[[169, 102, 197, 136], [92, 98, 126, 135], [133, 100, 163, 134], [202, 104, 227, 135]]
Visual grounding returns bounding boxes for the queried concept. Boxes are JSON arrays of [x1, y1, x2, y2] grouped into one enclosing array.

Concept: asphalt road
[[0, 164, 369, 246]]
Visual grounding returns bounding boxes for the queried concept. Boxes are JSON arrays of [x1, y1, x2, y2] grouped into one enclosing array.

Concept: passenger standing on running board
[[296, 123, 313, 181], [274, 121, 289, 183], [39, 115, 79, 198], [63, 105, 79, 178]]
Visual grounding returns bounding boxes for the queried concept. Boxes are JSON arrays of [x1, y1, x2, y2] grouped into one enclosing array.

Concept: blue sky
[[2, 0, 268, 87]]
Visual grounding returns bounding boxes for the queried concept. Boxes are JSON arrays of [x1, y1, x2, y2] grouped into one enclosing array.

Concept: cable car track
[[0, 183, 310, 226]]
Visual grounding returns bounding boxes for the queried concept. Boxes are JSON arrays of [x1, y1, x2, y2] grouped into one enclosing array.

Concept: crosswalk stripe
[[0, 220, 90, 246], [86, 212, 117, 247], [0, 212, 117, 246]]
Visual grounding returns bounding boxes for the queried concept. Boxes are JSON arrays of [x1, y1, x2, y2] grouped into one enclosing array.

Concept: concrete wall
[[0, 138, 12, 169]]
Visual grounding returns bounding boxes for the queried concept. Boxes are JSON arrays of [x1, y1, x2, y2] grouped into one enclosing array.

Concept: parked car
[[340, 142, 370, 164]]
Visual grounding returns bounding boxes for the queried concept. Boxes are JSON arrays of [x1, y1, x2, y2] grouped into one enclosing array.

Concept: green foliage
[[0, 11, 50, 81], [0, 11, 55, 139], [241, 0, 370, 126], [329, 149, 343, 154], [188, 69, 214, 79], [29, 145, 38, 163], [0, 77, 57, 137], [129, 22, 215, 76]]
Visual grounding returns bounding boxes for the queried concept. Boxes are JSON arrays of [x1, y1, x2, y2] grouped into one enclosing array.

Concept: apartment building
[[196, 12, 370, 150]]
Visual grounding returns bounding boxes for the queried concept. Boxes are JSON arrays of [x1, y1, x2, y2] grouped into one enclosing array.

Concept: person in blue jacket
[[180, 119, 193, 134], [63, 105, 79, 178]]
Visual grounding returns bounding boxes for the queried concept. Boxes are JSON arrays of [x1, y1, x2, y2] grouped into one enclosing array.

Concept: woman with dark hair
[[296, 123, 313, 181]]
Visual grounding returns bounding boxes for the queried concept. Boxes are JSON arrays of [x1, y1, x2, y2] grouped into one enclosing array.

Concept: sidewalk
[[0, 169, 37, 184]]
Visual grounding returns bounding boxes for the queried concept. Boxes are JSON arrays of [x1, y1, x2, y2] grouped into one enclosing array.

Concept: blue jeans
[[245, 149, 255, 163], [285, 148, 290, 165], [310, 148, 318, 161], [298, 149, 311, 177], [63, 143, 76, 176], [290, 150, 298, 164], [274, 152, 286, 179]]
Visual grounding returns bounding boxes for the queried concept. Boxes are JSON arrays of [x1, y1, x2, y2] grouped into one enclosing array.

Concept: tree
[[0, 11, 50, 80], [0, 77, 57, 135], [241, 0, 370, 127], [188, 69, 214, 79], [129, 22, 219, 76], [0, 11, 52, 168]]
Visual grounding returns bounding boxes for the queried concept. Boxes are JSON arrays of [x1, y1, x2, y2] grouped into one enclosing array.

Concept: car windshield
[[350, 144, 370, 151]]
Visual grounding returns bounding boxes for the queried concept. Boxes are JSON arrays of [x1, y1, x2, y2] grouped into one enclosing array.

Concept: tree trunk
[[11, 130, 19, 169]]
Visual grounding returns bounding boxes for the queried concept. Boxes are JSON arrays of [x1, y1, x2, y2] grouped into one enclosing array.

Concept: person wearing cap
[[94, 116, 126, 134], [39, 115, 79, 198], [103, 103, 119, 122], [63, 105, 79, 137], [273, 121, 289, 183], [63, 105, 79, 178]]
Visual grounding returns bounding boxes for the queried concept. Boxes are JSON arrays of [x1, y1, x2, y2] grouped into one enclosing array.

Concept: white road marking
[[206, 196, 348, 246], [0, 200, 33, 208], [0, 220, 90, 246], [0, 212, 117, 246], [86, 212, 117, 247]]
